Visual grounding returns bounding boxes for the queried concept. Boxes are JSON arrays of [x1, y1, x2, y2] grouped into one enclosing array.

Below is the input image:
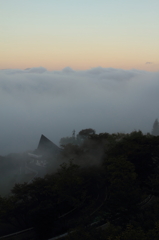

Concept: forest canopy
[[1, 130, 159, 239]]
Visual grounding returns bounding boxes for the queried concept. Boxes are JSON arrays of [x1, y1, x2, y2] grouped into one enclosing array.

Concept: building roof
[[35, 134, 60, 156]]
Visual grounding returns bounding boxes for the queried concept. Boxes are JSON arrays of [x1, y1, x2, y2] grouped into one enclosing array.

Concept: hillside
[[0, 131, 159, 239]]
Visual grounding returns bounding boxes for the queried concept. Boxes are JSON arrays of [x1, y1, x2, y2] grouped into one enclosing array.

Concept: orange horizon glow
[[1, 56, 158, 72], [1, 1, 158, 72], [1, 39, 158, 72]]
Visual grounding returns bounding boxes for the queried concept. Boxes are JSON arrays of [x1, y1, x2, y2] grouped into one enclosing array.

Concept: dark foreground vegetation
[[1, 130, 159, 239]]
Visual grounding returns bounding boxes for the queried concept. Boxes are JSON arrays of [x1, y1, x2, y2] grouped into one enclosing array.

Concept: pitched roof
[[35, 134, 60, 155]]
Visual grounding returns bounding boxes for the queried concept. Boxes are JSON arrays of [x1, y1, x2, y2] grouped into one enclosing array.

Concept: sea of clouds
[[0, 67, 159, 155]]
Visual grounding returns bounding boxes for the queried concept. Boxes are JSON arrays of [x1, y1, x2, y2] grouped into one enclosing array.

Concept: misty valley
[[1, 128, 159, 240]]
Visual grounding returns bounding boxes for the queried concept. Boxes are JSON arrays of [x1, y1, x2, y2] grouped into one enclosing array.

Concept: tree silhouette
[[78, 128, 95, 140], [152, 119, 159, 136]]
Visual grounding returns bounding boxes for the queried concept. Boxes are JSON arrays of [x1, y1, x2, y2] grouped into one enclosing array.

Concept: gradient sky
[[0, 0, 159, 71]]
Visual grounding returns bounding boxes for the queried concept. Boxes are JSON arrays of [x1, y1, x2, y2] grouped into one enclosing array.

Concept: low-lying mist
[[0, 67, 159, 155]]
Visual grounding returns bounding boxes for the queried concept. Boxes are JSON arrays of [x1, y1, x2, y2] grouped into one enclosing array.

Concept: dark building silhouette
[[34, 134, 61, 157]]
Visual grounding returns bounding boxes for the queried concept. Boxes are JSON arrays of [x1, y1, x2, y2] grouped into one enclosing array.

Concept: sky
[[0, 1, 159, 155], [0, 67, 159, 155], [0, 0, 159, 71]]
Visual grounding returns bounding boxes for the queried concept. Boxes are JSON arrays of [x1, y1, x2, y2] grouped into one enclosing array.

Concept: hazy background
[[0, 67, 159, 155]]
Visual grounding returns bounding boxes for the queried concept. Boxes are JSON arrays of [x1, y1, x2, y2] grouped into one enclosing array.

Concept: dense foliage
[[1, 131, 159, 239]]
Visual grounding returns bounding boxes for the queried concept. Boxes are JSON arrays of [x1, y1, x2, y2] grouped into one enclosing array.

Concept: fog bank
[[0, 67, 159, 155]]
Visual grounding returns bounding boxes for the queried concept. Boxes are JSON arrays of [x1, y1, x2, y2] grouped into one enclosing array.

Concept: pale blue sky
[[1, 0, 159, 70]]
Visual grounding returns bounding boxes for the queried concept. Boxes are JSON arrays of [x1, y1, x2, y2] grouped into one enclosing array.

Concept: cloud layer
[[0, 67, 159, 155]]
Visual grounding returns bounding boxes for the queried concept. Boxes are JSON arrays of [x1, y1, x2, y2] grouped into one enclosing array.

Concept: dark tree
[[78, 128, 96, 140], [152, 119, 159, 136]]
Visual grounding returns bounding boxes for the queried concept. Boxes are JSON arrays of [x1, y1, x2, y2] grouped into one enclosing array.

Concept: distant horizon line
[[0, 66, 158, 72]]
